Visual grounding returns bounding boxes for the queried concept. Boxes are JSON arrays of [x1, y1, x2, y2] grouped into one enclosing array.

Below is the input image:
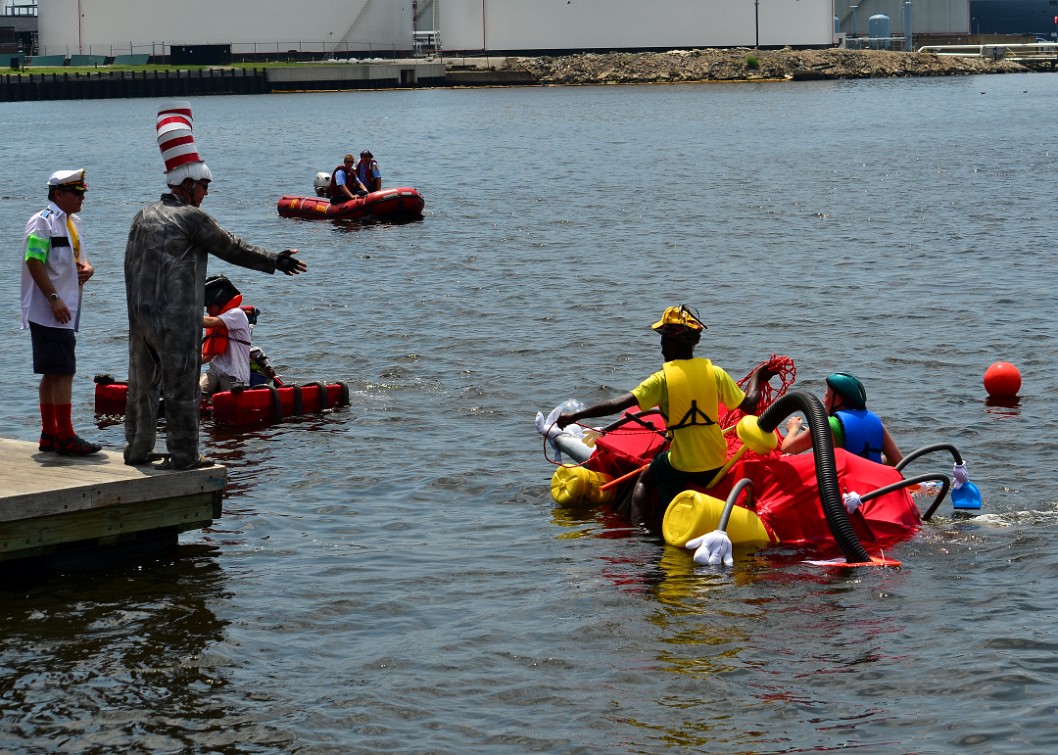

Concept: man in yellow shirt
[[558, 305, 772, 530]]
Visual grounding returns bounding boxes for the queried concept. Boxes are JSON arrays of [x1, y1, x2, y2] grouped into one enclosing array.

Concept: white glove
[[686, 530, 734, 566], [843, 491, 862, 515], [535, 400, 588, 463], [953, 462, 969, 488]]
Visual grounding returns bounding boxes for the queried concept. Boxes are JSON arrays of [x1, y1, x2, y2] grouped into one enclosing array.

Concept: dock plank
[[0, 438, 226, 565], [0, 439, 224, 523]]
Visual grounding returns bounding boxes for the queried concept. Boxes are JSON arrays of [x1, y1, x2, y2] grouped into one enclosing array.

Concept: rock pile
[[491, 48, 1027, 84]]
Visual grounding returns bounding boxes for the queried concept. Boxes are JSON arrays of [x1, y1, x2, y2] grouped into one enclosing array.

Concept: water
[[1, 74, 1058, 753]]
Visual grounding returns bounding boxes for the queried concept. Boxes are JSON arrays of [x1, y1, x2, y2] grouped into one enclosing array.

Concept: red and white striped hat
[[156, 100, 212, 185]]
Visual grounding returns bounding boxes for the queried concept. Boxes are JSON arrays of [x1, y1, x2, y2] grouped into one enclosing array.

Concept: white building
[[37, 0, 846, 59], [37, 0, 414, 58], [435, 0, 835, 52]]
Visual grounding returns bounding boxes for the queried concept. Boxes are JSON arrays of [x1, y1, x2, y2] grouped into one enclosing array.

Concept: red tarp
[[585, 412, 920, 549]]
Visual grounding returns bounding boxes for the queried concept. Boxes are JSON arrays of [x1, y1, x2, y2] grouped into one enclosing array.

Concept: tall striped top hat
[[156, 100, 212, 185]]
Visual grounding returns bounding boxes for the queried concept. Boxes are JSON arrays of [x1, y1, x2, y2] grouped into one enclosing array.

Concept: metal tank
[[869, 13, 890, 49]]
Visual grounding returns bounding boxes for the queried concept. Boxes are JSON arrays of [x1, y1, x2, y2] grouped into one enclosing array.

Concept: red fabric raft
[[590, 412, 667, 479], [713, 451, 920, 548], [581, 410, 920, 550], [276, 187, 424, 221]]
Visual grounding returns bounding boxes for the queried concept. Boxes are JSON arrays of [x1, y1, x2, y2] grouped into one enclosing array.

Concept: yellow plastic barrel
[[662, 489, 776, 548], [550, 466, 615, 506]]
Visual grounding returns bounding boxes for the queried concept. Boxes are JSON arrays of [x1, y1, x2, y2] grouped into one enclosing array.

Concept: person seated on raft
[[780, 371, 903, 465], [556, 304, 774, 531], [248, 346, 279, 387], [355, 150, 382, 193], [327, 153, 369, 204], [200, 275, 253, 396]]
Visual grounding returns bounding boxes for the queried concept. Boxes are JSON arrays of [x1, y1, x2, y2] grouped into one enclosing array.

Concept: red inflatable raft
[[277, 187, 424, 222], [578, 409, 922, 552], [94, 376, 350, 427], [541, 384, 971, 565]]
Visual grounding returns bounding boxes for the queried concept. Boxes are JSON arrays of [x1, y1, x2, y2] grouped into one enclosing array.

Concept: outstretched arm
[[556, 392, 638, 429]]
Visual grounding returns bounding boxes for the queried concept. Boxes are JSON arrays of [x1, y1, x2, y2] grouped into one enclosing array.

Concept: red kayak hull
[[277, 187, 424, 221], [94, 378, 350, 427], [211, 382, 349, 426]]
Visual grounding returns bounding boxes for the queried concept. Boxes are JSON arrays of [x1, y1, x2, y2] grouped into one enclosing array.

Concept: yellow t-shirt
[[630, 358, 746, 472]]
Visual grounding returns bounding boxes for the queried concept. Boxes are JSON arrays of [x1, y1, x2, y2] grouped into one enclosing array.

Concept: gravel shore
[[483, 48, 1029, 84]]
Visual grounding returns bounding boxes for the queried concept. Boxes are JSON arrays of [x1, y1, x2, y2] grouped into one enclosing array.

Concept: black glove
[[275, 250, 299, 275]]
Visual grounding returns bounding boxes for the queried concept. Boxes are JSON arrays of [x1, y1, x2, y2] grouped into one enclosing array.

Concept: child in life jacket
[[200, 275, 253, 396]]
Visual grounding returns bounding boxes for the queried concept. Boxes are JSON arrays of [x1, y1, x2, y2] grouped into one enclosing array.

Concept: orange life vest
[[201, 294, 244, 360]]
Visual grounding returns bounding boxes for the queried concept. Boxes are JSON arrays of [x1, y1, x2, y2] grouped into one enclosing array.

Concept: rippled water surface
[[2, 73, 1058, 753]]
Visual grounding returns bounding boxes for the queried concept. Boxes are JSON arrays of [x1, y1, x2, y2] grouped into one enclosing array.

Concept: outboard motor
[[313, 171, 331, 197]]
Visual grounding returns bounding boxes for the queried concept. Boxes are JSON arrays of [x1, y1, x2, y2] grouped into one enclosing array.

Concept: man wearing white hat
[[123, 101, 307, 471], [21, 169, 101, 455]]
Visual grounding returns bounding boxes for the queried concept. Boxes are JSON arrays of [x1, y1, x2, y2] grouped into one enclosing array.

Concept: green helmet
[[826, 372, 867, 410]]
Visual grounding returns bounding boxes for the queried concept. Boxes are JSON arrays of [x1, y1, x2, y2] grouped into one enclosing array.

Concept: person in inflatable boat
[[328, 153, 369, 203], [557, 304, 774, 530], [780, 371, 903, 465], [200, 275, 253, 396], [355, 150, 381, 193]]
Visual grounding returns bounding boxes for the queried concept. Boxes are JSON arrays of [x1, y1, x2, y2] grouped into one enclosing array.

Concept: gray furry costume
[[123, 192, 286, 468]]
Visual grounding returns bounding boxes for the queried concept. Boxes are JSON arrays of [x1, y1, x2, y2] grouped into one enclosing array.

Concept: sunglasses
[[61, 186, 87, 195]]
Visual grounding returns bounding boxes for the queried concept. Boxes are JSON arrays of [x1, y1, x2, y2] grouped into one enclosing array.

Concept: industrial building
[[435, 0, 836, 52], [25, 0, 1015, 60], [36, 0, 412, 59], [834, 0, 970, 40], [35, 0, 837, 59]]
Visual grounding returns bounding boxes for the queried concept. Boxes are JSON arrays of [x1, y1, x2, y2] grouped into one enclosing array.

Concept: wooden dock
[[0, 439, 225, 572]]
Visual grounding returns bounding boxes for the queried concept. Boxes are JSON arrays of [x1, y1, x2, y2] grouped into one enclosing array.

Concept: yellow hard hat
[[651, 305, 705, 334]]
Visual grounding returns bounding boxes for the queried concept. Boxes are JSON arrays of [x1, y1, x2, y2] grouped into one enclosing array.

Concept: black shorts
[[30, 322, 76, 375], [649, 450, 723, 509]]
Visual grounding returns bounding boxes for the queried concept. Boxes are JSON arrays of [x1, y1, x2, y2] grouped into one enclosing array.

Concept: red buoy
[[984, 362, 1021, 398]]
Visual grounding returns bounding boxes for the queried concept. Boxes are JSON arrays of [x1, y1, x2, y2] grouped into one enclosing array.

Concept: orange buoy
[[984, 362, 1022, 398]]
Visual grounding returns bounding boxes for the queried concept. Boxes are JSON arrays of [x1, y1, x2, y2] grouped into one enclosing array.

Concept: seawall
[[0, 49, 1031, 102]]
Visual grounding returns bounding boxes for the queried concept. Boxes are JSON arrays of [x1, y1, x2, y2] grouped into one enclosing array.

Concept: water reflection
[[0, 548, 240, 751], [550, 500, 636, 540], [985, 395, 1022, 415], [326, 215, 426, 233]]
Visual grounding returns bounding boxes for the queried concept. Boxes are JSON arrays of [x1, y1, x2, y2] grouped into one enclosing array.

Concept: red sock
[[55, 403, 74, 440], [40, 403, 58, 437]]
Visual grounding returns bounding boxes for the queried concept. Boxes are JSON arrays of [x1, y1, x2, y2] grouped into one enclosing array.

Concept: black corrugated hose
[[758, 392, 872, 563]]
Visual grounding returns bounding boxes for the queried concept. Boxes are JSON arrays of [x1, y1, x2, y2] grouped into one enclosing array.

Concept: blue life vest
[[833, 408, 884, 463]]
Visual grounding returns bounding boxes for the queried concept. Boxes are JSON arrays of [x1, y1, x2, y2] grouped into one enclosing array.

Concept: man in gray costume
[[124, 101, 307, 470]]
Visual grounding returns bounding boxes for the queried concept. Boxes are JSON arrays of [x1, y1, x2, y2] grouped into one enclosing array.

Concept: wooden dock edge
[[0, 438, 226, 569]]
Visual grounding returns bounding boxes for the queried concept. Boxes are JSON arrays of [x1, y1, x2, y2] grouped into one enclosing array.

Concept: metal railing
[[35, 40, 403, 61], [845, 35, 909, 51], [917, 41, 1058, 62]]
